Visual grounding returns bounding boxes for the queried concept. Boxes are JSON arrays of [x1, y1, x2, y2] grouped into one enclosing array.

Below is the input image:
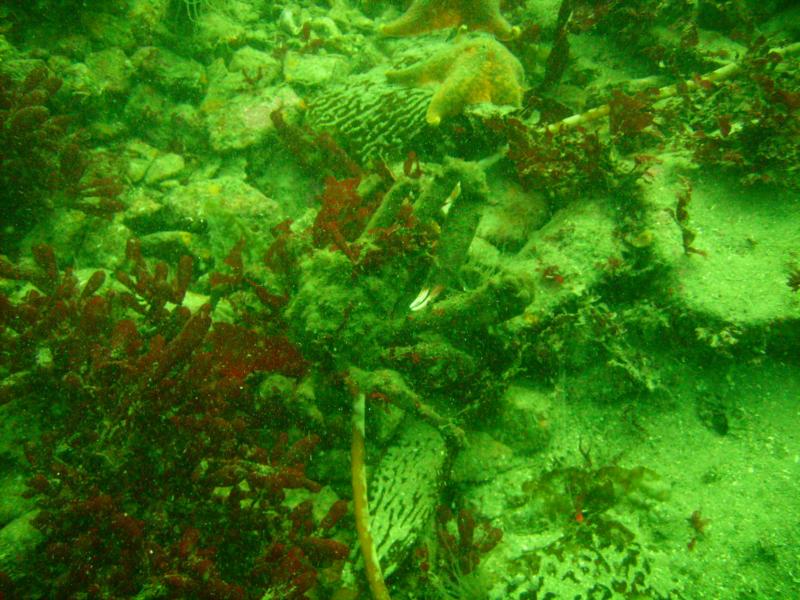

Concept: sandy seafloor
[[1, 1, 799, 599]]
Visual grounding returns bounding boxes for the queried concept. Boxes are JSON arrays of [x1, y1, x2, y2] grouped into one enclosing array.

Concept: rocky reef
[[1, 1, 800, 599]]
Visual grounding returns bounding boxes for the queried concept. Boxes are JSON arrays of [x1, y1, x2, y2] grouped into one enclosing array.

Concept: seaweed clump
[[408, 506, 503, 599], [0, 65, 123, 252], [686, 39, 800, 189], [0, 243, 348, 599]]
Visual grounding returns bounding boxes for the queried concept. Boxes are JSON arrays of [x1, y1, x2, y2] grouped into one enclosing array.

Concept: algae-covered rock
[[0, 34, 13, 62], [0, 511, 43, 581], [80, 11, 136, 50], [138, 230, 196, 264], [285, 249, 398, 364], [132, 46, 207, 100], [22, 210, 131, 273], [228, 46, 281, 81], [85, 47, 134, 95], [160, 176, 285, 260], [192, 10, 248, 55], [123, 83, 171, 137], [0, 474, 35, 528], [128, 0, 171, 32], [201, 56, 301, 152], [283, 51, 351, 87], [144, 152, 186, 185], [451, 431, 515, 484], [0, 403, 39, 528], [60, 62, 103, 104], [0, 58, 46, 83], [125, 140, 160, 183], [382, 335, 480, 391], [476, 180, 549, 252], [492, 385, 553, 455], [205, 85, 302, 152], [505, 196, 624, 321]]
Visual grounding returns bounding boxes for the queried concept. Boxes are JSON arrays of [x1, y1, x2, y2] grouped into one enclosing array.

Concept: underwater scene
[[1, 0, 799, 598]]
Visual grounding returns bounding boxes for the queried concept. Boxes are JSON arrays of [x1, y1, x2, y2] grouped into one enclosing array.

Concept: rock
[[23, 208, 129, 273], [477, 175, 549, 252], [451, 431, 516, 483], [132, 46, 207, 100], [278, 6, 310, 35], [0, 475, 35, 528], [75, 220, 133, 271], [89, 119, 128, 141], [309, 16, 343, 39], [0, 58, 46, 83], [228, 46, 281, 83], [85, 47, 134, 95], [0, 403, 39, 528], [161, 176, 285, 260], [203, 73, 302, 151], [493, 385, 553, 454], [123, 189, 167, 234], [80, 11, 137, 50], [53, 34, 93, 60], [283, 51, 351, 87], [0, 34, 13, 62], [126, 140, 159, 183], [677, 179, 799, 327], [145, 153, 186, 185], [129, 0, 171, 31], [462, 464, 537, 521], [0, 511, 43, 581], [168, 102, 207, 151], [61, 62, 102, 102], [139, 230, 196, 263], [503, 196, 624, 321], [328, 0, 378, 32], [193, 11, 247, 55], [123, 84, 171, 144]]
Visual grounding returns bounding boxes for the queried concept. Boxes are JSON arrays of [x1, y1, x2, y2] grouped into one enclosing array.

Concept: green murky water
[[1, 1, 799, 598]]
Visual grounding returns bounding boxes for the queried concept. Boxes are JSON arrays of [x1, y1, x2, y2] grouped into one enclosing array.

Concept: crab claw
[[409, 284, 444, 311], [441, 181, 461, 216]]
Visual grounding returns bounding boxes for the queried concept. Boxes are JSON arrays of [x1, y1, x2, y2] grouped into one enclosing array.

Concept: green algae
[[1, 1, 800, 599]]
